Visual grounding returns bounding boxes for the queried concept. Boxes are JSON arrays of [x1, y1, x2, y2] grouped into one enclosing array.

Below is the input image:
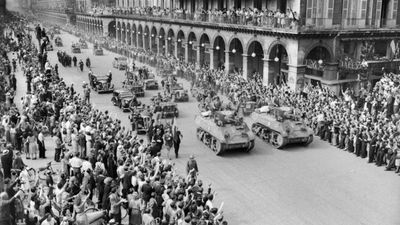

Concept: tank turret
[[250, 106, 313, 149], [195, 110, 255, 155]]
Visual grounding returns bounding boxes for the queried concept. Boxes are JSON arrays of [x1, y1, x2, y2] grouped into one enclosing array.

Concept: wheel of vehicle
[[272, 132, 284, 149], [251, 123, 258, 133], [246, 140, 255, 153], [304, 135, 313, 146], [215, 139, 223, 156], [196, 128, 203, 141]]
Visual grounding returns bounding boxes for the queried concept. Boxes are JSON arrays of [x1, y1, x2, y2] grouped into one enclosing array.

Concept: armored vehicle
[[154, 102, 179, 118], [79, 38, 89, 49], [93, 43, 103, 55], [71, 43, 81, 53], [173, 89, 189, 102], [89, 74, 114, 93], [130, 84, 145, 97], [195, 111, 255, 155], [113, 56, 128, 70], [111, 89, 140, 112], [250, 106, 313, 149], [144, 79, 159, 90]]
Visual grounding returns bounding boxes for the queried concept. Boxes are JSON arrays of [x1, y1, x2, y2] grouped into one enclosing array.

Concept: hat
[[190, 154, 195, 159]]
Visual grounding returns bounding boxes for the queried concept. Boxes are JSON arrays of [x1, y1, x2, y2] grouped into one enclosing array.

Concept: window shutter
[[332, 0, 343, 25], [396, 0, 400, 24]]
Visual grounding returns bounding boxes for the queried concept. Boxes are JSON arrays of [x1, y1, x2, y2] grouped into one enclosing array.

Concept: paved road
[[16, 30, 400, 225]]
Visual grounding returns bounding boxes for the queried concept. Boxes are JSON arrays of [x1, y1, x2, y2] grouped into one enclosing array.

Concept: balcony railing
[[88, 9, 301, 32]]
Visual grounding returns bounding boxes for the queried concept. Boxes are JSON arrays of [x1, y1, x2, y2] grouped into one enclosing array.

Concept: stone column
[[149, 36, 152, 51], [242, 54, 248, 80], [196, 44, 201, 68], [225, 51, 230, 74], [262, 58, 273, 86], [165, 38, 169, 55], [184, 43, 189, 63], [209, 49, 214, 69], [287, 64, 306, 91], [174, 41, 178, 58], [157, 38, 161, 55]]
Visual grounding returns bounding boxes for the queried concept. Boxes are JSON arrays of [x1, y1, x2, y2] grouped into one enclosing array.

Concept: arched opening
[[177, 30, 185, 61], [138, 25, 143, 48], [229, 38, 243, 73], [126, 24, 131, 45], [188, 32, 197, 64], [199, 34, 210, 67], [132, 24, 137, 47], [167, 29, 175, 57], [100, 21, 103, 35], [304, 46, 332, 78], [121, 23, 126, 43], [151, 27, 157, 53], [213, 36, 225, 70], [116, 22, 121, 41], [159, 28, 166, 55], [144, 26, 150, 50], [247, 41, 264, 80], [268, 44, 289, 85]]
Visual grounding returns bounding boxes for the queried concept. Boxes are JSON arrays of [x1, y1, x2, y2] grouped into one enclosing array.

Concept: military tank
[[250, 106, 313, 149], [195, 110, 255, 155]]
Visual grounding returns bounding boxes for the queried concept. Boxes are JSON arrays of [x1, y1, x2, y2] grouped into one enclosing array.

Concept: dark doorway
[[204, 0, 209, 10], [279, 0, 287, 12], [179, 0, 184, 9], [218, 0, 224, 10], [234, 0, 241, 9], [254, 0, 261, 10]]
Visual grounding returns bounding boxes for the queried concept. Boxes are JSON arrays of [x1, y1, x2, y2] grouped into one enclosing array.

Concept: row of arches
[[77, 17, 104, 36], [77, 16, 333, 83]]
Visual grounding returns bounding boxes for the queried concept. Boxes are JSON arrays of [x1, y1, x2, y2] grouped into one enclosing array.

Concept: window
[[343, 0, 348, 19], [327, 0, 333, 19], [306, 0, 313, 19], [361, 0, 367, 19], [393, 0, 398, 20]]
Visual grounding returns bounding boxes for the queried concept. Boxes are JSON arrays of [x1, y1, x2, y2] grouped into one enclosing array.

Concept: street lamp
[[318, 59, 323, 65], [232, 49, 236, 54], [159, 35, 162, 39], [178, 39, 181, 42], [274, 57, 279, 62], [151, 34, 154, 37], [201, 43, 205, 47], [216, 46, 220, 50], [189, 41, 193, 45], [168, 37, 171, 41], [251, 52, 256, 58]]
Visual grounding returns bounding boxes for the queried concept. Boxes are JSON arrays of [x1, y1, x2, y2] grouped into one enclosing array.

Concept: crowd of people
[[79, 28, 400, 175], [0, 13, 228, 225], [87, 6, 299, 29]]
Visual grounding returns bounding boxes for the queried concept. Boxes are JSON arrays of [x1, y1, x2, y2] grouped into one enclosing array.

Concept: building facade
[[35, 0, 400, 92]]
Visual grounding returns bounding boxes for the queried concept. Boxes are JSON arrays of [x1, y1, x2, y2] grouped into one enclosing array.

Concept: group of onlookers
[[86, 5, 299, 29], [0, 12, 229, 225]]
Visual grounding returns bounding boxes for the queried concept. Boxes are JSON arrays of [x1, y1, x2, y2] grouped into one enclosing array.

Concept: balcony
[[83, 8, 301, 34]]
